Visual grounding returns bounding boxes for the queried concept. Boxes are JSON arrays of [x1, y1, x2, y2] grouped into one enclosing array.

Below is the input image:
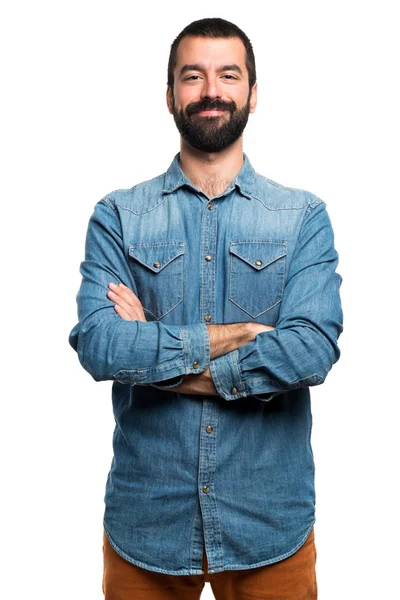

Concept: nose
[[200, 76, 221, 100]]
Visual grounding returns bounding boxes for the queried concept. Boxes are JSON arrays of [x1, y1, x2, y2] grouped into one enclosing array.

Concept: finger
[[109, 282, 134, 295], [107, 290, 133, 313], [114, 303, 147, 323], [108, 291, 147, 322], [114, 304, 132, 321], [108, 283, 138, 305]]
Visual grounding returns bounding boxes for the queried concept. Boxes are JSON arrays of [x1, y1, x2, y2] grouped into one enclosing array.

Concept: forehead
[[175, 36, 247, 71]]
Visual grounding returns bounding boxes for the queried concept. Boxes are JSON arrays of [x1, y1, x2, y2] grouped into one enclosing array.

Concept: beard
[[172, 94, 251, 153]]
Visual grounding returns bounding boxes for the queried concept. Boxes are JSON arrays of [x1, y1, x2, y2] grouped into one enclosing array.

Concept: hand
[[170, 366, 219, 396], [248, 323, 276, 338], [107, 282, 147, 322]]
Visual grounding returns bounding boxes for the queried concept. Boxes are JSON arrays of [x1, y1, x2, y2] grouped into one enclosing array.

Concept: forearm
[[207, 322, 261, 359], [152, 366, 218, 395], [153, 322, 275, 395]]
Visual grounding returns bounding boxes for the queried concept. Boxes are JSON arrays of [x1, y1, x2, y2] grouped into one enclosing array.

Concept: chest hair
[[195, 174, 231, 200]]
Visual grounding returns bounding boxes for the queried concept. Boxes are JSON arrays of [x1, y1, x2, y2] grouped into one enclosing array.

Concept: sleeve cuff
[[149, 323, 210, 390], [179, 322, 211, 375], [209, 350, 281, 402], [209, 350, 248, 400]]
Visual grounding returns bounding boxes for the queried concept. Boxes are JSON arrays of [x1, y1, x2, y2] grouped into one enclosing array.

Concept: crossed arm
[[106, 281, 275, 396], [70, 198, 342, 400]]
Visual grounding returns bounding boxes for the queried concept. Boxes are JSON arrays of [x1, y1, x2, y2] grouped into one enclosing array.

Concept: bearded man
[[69, 17, 343, 600]]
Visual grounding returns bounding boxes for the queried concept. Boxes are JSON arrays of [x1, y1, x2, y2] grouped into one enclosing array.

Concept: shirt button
[[207, 203, 214, 210], [205, 255, 212, 261], [204, 315, 212, 322], [193, 361, 199, 369], [153, 261, 160, 268], [255, 259, 262, 266], [203, 486, 210, 493], [231, 387, 238, 395], [206, 425, 213, 433]]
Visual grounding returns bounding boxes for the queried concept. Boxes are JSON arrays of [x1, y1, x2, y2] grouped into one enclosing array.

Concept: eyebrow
[[179, 64, 243, 77]]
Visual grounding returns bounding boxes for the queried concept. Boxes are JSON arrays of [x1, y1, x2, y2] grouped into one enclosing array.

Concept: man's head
[[166, 18, 257, 153]]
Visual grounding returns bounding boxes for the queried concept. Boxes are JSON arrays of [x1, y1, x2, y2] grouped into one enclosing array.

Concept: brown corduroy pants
[[102, 527, 317, 599]]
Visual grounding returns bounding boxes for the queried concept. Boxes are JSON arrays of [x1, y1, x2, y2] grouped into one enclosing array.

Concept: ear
[[166, 86, 174, 114], [249, 82, 257, 113]]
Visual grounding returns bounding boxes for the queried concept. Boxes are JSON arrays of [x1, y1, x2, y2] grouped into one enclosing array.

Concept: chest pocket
[[229, 241, 287, 318], [128, 241, 185, 320]]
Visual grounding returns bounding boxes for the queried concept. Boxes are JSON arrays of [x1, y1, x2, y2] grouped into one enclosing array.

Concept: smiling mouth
[[195, 109, 226, 116]]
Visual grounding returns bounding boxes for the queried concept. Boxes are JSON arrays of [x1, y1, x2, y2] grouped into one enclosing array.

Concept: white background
[[1, 1, 399, 598]]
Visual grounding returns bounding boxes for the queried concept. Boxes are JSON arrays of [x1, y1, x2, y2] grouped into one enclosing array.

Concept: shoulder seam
[[256, 172, 295, 191], [308, 196, 326, 210], [254, 173, 326, 208], [99, 194, 117, 211]]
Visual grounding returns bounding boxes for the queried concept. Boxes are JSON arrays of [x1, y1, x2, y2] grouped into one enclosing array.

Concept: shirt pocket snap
[[229, 241, 287, 318], [128, 241, 185, 320]]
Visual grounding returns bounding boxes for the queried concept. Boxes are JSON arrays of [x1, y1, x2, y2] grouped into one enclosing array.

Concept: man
[[69, 17, 343, 600]]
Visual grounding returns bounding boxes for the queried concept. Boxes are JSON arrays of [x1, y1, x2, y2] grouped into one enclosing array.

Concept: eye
[[222, 74, 237, 80], [184, 75, 201, 81]]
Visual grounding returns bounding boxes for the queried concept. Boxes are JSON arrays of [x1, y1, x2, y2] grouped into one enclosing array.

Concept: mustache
[[186, 98, 237, 116]]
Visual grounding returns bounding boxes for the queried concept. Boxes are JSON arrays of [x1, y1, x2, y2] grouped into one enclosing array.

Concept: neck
[[178, 138, 245, 199]]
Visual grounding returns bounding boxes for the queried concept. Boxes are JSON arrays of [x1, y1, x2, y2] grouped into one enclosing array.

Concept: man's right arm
[[69, 197, 212, 385]]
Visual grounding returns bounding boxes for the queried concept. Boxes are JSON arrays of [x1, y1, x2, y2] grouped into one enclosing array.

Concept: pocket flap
[[230, 241, 287, 271], [129, 242, 185, 273]]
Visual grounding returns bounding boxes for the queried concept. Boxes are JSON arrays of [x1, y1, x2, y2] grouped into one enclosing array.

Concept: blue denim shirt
[[69, 153, 343, 575]]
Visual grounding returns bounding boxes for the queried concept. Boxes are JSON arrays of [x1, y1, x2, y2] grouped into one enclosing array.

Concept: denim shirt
[[69, 152, 343, 575]]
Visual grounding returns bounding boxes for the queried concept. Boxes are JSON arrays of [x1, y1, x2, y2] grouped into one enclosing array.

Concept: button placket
[[198, 398, 221, 575], [197, 199, 223, 574], [201, 200, 217, 324]]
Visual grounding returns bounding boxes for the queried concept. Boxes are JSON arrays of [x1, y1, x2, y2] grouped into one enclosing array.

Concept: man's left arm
[[113, 200, 343, 400], [201, 200, 343, 401]]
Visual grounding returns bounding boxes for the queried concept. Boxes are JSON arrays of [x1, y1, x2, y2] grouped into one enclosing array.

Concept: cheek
[[235, 90, 250, 108], [174, 87, 199, 110]]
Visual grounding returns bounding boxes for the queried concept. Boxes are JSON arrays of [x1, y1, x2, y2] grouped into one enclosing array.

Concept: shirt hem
[[207, 520, 316, 574], [103, 524, 205, 576], [103, 520, 315, 576]]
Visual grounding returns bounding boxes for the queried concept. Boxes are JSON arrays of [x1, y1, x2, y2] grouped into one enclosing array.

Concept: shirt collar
[[163, 152, 256, 200]]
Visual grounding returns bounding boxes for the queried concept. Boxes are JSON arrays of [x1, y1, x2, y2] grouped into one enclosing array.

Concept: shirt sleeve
[[209, 200, 343, 401], [69, 197, 210, 384]]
